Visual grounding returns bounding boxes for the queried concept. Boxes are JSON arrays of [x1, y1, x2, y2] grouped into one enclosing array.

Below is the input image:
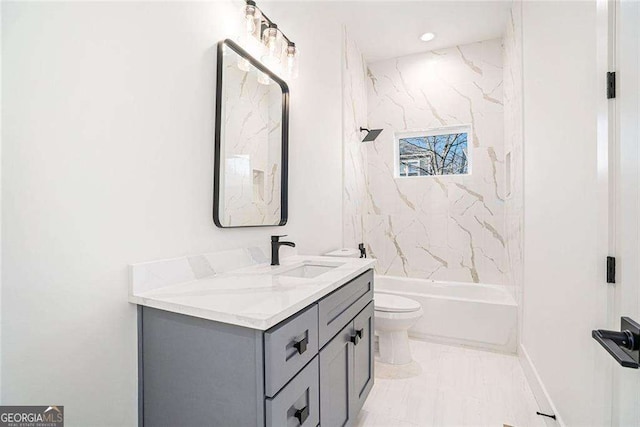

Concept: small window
[[396, 126, 470, 177]]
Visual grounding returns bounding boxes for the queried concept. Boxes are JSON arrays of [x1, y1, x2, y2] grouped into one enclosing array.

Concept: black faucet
[[358, 243, 367, 258], [271, 235, 296, 266]]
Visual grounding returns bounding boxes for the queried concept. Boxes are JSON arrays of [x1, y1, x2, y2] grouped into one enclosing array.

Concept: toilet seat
[[374, 293, 421, 313]]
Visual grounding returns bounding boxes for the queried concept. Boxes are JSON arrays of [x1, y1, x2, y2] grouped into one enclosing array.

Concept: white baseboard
[[518, 344, 565, 427]]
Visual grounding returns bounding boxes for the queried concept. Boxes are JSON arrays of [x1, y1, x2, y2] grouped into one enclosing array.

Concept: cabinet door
[[352, 302, 374, 415], [319, 322, 354, 427]]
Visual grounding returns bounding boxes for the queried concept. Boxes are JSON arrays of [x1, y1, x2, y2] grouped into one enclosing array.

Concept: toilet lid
[[374, 293, 421, 313], [324, 248, 361, 258]]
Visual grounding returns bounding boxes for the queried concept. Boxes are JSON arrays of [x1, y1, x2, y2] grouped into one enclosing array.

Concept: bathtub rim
[[374, 274, 517, 307]]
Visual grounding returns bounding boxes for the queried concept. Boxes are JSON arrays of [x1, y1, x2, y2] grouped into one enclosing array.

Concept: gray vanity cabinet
[[138, 269, 374, 427]]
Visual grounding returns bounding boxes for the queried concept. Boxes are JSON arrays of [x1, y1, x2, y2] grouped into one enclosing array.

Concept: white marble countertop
[[129, 254, 376, 330]]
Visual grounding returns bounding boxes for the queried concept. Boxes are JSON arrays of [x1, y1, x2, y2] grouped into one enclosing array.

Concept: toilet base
[[377, 330, 413, 365]]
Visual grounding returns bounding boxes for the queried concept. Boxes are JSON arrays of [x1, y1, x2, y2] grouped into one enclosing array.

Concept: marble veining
[[342, 27, 370, 250], [219, 50, 283, 226], [503, 0, 524, 320], [130, 248, 375, 330], [354, 38, 510, 285]]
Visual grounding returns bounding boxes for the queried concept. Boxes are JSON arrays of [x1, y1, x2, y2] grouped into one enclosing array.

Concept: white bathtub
[[375, 275, 517, 353]]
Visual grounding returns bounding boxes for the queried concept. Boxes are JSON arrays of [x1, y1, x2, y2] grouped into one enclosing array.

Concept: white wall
[[521, 1, 605, 425], [262, 2, 344, 252], [2, 2, 343, 425], [503, 0, 524, 337]]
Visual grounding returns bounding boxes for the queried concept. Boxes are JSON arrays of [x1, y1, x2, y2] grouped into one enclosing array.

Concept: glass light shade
[[283, 43, 299, 80], [237, 2, 263, 71], [242, 2, 262, 39], [262, 25, 283, 64]]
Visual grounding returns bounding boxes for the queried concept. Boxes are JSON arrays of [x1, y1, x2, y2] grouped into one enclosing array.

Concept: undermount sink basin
[[278, 263, 341, 279]]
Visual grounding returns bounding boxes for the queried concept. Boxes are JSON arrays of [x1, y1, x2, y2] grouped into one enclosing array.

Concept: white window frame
[[394, 124, 472, 179]]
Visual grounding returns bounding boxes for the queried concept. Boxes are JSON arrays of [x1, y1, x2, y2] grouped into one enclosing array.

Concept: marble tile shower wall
[[364, 39, 508, 284], [503, 1, 524, 306], [342, 29, 369, 249]]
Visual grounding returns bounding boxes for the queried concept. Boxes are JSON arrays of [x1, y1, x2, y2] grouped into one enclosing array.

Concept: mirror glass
[[214, 39, 288, 228]]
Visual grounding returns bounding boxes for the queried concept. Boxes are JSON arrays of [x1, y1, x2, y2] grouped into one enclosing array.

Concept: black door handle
[[592, 317, 640, 369], [294, 405, 309, 425], [293, 336, 308, 355]]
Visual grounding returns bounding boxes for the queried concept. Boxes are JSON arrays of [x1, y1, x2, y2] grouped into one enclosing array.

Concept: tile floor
[[355, 340, 547, 427]]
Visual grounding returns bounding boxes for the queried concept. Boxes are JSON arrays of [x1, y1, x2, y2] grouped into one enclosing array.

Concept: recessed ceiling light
[[420, 32, 436, 42]]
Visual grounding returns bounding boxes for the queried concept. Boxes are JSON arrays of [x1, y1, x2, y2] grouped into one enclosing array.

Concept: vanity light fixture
[[360, 127, 384, 142], [420, 32, 436, 42], [239, 0, 299, 82]]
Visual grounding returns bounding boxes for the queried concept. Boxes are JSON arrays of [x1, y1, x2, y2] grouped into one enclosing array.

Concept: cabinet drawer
[[265, 305, 319, 397], [318, 269, 373, 348], [266, 356, 320, 427]]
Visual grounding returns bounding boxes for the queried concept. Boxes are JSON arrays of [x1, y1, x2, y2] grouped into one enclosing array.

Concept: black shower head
[[360, 127, 383, 142]]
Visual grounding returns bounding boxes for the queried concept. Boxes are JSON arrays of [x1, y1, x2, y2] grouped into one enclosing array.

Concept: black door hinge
[[607, 256, 616, 283], [607, 72, 616, 99]]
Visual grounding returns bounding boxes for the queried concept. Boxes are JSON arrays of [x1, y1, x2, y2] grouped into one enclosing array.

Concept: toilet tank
[[324, 248, 361, 258]]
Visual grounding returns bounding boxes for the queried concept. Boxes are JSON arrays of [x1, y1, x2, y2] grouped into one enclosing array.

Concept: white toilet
[[374, 293, 423, 364], [324, 248, 424, 365]]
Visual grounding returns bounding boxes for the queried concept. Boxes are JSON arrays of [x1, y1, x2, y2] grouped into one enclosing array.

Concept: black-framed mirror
[[213, 39, 289, 228]]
